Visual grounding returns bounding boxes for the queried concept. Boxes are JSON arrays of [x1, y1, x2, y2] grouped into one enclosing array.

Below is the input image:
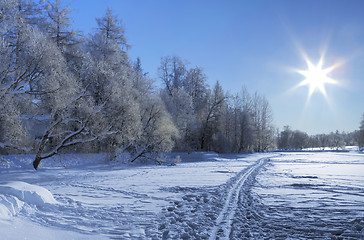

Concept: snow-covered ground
[[0, 151, 363, 239], [251, 152, 364, 239]]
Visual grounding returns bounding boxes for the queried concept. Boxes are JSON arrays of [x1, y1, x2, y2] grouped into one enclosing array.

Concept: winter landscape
[[1, 0, 364, 239], [0, 151, 364, 239]]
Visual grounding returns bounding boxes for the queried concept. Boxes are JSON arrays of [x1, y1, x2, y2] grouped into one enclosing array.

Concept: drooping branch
[[32, 100, 110, 170]]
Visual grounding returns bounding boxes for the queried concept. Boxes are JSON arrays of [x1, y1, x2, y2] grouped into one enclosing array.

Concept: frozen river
[[0, 151, 363, 239]]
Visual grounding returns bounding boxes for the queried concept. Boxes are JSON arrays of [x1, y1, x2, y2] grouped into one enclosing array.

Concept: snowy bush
[[174, 155, 181, 164]]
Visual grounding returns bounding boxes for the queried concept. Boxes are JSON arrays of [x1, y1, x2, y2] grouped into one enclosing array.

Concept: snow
[[0, 182, 58, 207], [0, 181, 60, 222], [0, 195, 24, 219], [0, 218, 104, 240], [0, 151, 363, 239], [252, 152, 364, 239], [209, 157, 268, 239]]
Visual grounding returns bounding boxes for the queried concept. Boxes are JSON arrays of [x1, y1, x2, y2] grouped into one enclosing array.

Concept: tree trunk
[[33, 155, 41, 170]]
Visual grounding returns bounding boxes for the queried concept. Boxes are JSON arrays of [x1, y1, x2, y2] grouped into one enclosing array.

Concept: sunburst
[[296, 55, 339, 100]]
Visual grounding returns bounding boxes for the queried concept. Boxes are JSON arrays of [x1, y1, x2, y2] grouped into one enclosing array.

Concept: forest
[[1, 0, 363, 170]]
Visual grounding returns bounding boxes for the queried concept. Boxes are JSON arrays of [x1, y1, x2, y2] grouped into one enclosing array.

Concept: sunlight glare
[[296, 55, 340, 101], [296, 55, 339, 101]]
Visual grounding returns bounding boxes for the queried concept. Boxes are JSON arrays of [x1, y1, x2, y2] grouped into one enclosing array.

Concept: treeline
[[1, 1, 362, 169], [0, 0, 276, 169], [278, 125, 364, 151], [158, 56, 275, 153]]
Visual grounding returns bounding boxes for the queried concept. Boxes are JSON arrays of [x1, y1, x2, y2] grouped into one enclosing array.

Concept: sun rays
[[292, 52, 342, 103], [297, 56, 338, 100]]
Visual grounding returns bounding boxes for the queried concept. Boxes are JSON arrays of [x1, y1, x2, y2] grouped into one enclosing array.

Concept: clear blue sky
[[66, 0, 364, 135]]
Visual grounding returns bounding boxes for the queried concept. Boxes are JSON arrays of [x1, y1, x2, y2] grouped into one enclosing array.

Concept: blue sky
[[67, 0, 364, 134]]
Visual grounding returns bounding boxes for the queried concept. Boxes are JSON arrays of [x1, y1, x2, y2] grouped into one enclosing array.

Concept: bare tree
[[199, 81, 225, 151], [238, 87, 254, 152], [251, 92, 274, 151], [158, 56, 187, 96]]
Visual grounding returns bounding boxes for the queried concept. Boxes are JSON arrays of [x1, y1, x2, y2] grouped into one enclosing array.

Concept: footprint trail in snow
[[209, 157, 267, 240], [157, 156, 270, 239]]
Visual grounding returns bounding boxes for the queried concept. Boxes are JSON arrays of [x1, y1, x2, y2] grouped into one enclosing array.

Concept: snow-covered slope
[[0, 181, 103, 240], [0, 182, 58, 208]]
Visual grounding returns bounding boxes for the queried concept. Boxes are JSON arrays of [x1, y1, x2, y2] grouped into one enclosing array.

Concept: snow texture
[[0, 182, 58, 207], [209, 157, 268, 239], [0, 151, 363, 239]]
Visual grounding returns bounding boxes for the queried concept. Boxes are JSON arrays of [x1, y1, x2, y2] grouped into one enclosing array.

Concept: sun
[[296, 56, 338, 100]]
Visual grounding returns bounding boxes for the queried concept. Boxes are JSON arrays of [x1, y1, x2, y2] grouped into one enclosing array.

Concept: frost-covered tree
[[251, 92, 274, 151], [184, 67, 207, 103], [278, 127, 309, 150], [86, 9, 141, 156], [331, 130, 344, 150], [236, 87, 255, 152], [199, 81, 226, 151], [223, 94, 239, 152], [157, 57, 277, 153], [30, 30, 107, 169], [0, 97, 30, 153], [160, 88, 194, 151], [86, 55, 140, 155], [43, 0, 85, 89], [292, 130, 309, 150], [159, 56, 197, 150], [318, 134, 329, 150], [129, 94, 179, 162], [159, 56, 187, 96], [0, 0, 43, 153], [1, 0, 282, 165], [127, 59, 178, 161], [97, 7, 127, 47], [92, 7, 128, 61], [86, 13, 178, 163], [0, 1, 106, 168], [278, 126, 293, 150], [44, 0, 79, 49], [132, 57, 152, 91]]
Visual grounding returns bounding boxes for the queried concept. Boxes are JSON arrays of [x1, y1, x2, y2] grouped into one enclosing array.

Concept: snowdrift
[[0, 181, 58, 219]]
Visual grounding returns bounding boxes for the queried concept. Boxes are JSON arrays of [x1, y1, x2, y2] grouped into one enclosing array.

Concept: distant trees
[[1, 0, 362, 170], [359, 113, 364, 149], [278, 126, 358, 151], [278, 127, 309, 150], [158, 56, 276, 153], [199, 80, 226, 151]]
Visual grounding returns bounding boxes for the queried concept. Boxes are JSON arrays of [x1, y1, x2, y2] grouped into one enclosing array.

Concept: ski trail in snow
[[209, 157, 267, 240]]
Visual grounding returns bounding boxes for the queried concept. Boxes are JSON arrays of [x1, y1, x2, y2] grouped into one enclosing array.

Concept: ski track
[[2, 152, 363, 239], [209, 157, 267, 240]]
